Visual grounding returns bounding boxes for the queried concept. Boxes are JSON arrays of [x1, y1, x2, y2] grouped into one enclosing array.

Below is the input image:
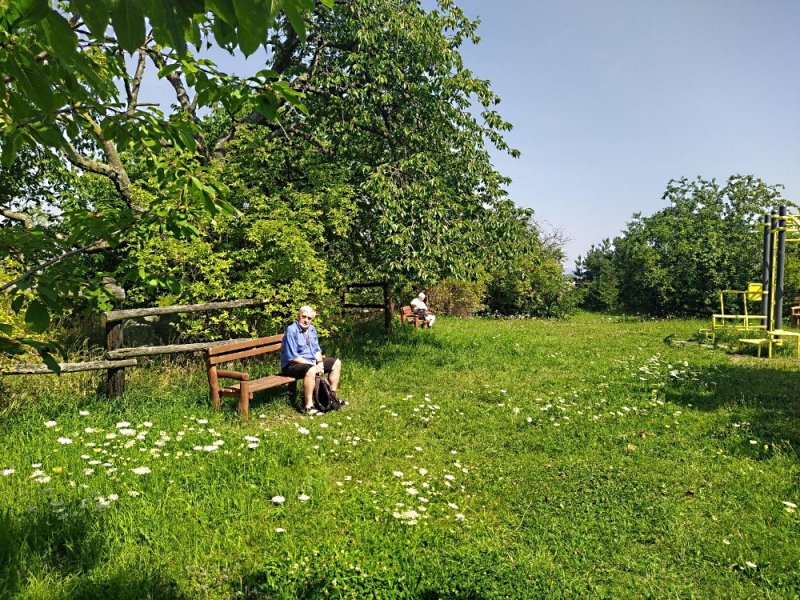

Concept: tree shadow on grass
[[334, 319, 450, 371], [664, 361, 800, 454], [0, 505, 182, 599]]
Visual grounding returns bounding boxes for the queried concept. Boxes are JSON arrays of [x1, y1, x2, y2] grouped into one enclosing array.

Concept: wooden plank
[[105, 298, 270, 322], [207, 343, 282, 365], [3, 359, 138, 375], [207, 334, 284, 356], [107, 338, 252, 360], [220, 374, 296, 395], [342, 303, 384, 309]]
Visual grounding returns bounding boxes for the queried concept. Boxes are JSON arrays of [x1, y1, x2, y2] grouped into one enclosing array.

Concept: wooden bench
[[400, 305, 423, 328], [205, 334, 297, 419]]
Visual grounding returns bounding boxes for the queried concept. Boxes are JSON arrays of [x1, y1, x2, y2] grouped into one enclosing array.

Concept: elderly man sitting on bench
[[280, 306, 343, 414]]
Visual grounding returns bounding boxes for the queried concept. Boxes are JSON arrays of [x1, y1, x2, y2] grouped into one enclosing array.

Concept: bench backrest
[[206, 334, 284, 365]]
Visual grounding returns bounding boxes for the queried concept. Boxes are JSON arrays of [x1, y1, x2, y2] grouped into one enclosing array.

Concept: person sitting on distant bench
[[280, 306, 342, 414], [410, 292, 436, 328]]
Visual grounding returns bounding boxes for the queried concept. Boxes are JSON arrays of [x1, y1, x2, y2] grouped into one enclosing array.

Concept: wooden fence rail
[[3, 359, 138, 375], [4, 287, 395, 397]]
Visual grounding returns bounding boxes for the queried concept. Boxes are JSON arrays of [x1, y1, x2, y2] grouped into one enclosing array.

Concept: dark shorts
[[282, 357, 338, 378]]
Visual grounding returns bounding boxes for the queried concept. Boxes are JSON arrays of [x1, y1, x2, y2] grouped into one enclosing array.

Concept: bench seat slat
[[219, 374, 296, 396]]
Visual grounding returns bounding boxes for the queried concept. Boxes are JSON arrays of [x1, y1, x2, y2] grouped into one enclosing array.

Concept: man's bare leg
[[302, 367, 317, 410], [328, 359, 341, 391]]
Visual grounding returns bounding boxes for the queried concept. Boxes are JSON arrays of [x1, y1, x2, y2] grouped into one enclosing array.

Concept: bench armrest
[[216, 369, 249, 381]]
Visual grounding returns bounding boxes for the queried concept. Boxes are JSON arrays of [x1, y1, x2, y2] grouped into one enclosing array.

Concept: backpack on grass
[[313, 376, 343, 412]]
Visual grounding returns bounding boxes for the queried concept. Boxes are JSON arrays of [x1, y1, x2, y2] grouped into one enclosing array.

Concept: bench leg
[[239, 380, 250, 420], [207, 365, 221, 410]]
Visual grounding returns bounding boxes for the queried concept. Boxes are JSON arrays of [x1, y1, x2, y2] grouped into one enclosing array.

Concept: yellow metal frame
[[731, 213, 800, 357], [710, 288, 767, 344]]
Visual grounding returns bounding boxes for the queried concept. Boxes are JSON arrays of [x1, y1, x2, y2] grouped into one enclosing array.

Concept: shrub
[[428, 278, 485, 317]]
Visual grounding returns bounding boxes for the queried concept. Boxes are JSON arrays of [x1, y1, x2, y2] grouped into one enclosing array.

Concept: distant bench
[[400, 305, 430, 328], [204, 334, 297, 419]]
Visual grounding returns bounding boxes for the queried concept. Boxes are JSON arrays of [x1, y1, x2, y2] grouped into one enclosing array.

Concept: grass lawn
[[0, 312, 798, 598]]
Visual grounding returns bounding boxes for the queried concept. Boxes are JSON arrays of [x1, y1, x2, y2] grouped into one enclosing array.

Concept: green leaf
[[1, 131, 23, 168], [255, 95, 277, 121], [41, 350, 62, 374], [0, 338, 25, 356], [0, 323, 13, 336], [110, 0, 146, 53], [211, 14, 236, 48], [283, 1, 306, 41], [207, 0, 236, 25], [12, 0, 50, 27], [70, 0, 110, 39], [6, 55, 55, 113], [24, 299, 50, 333], [42, 12, 79, 58], [232, 0, 269, 56], [11, 295, 25, 314]]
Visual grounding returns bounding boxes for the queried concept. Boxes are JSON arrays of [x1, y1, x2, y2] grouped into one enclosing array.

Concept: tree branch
[[126, 46, 149, 117], [0, 238, 114, 295], [0, 207, 34, 229]]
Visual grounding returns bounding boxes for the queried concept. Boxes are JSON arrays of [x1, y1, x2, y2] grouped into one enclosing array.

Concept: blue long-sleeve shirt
[[280, 321, 322, 370]]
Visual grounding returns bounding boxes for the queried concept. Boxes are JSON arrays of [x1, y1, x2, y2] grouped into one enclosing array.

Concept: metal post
[[761, 212, 771, 321], [768, 210, 778, 331], [775, 205, 787, 332]]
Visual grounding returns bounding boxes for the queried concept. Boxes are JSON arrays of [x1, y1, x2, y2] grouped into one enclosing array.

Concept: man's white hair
[[298, 305, 316, 318], [417, 292, 426, 300]]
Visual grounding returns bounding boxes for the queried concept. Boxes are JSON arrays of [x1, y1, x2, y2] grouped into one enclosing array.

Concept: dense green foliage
[[0, 0, 327, 361], [1, 314, 798, 597], [575, 176, 787, 316], [1, 0, 571, 358]]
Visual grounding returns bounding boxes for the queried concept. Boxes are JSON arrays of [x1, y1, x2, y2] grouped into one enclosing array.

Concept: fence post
[[104, 277, 126, 398], [383, 280, 393, 334]]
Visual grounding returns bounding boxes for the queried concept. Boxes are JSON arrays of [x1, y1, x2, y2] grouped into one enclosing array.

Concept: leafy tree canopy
[[0, 0, 326, 363], [576, 175, 789, 316]]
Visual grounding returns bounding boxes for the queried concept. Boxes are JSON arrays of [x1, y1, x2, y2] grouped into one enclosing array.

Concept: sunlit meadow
[[1, 313, 798, 598]]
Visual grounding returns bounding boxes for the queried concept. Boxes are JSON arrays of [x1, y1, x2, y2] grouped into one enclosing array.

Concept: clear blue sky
[[453, 0, 800, 268]]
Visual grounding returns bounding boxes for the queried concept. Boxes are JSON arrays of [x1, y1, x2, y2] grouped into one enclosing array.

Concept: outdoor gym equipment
[[712, 205, 800, 357]]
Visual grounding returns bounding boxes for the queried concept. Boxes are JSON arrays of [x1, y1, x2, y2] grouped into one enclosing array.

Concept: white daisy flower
[[298, 494, 310, 502], [1, 469, 15, 476], [115, 421, 130, 428], [297, 427, 310, 435], [44, 421, 57, 428], [131, 466, 151, 475], [272, 496, 286, 504]]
